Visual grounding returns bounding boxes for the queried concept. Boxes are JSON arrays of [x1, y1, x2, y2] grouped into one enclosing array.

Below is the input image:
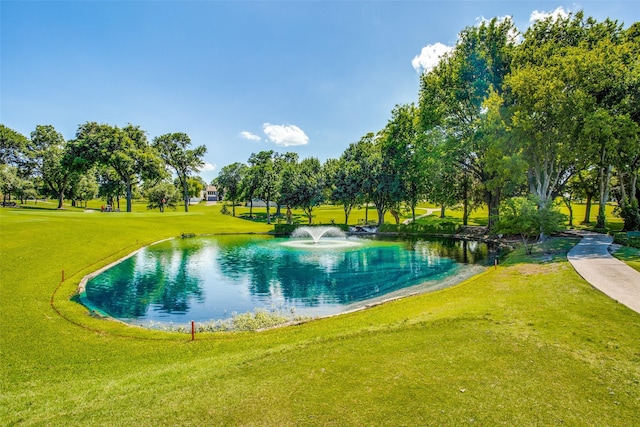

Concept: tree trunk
[[582, 195, 592, 224], [183, 177, 189, 213], [344, 205, 351, 225], [440, 205, 445, 218], [249, 200, 254, 218], [126, 183, 132, 212], [266, 198, 271, 224], [618, 170, 627, 208], [364, 203, 369, 224], [390, 209, 400, 224], [57, 192, 64, 209], [463, 173, 469, 226], [596, 164, 613, 229], [486, 188, 500, 232], [376, 205, 385, 226], [232, 200, 236, 217]]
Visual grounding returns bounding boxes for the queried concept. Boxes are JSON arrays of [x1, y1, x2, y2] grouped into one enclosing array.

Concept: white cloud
[[411, 42, 453, 74], [199, 162, 216, 172], [240, 131, 261, 142], [262, 123, 309, 147], [530, 6, 569, 23]]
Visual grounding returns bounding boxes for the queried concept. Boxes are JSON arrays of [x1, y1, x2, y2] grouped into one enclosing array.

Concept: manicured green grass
[[1, 203, 639, 426], [613, 245, 640, 273]]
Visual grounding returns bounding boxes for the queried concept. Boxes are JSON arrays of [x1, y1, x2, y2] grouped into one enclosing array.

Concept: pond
[[81, 233, 495, 327]]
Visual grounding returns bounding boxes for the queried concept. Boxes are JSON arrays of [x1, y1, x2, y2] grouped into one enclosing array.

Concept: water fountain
[[282, 226, 361, 249], [291, 226, 346, 243]]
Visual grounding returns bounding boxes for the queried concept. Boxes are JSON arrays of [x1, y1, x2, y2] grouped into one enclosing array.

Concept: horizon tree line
[[2, 11, 638, 231], [0, 122, 207, 213], [216, 11, 639, 231]]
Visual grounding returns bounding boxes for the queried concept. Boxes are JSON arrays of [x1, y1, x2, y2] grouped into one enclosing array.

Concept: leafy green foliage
[[247, 150, 280, 224], [379, 217, 458, 234], [214, 162, 247, 216], [145, 181, 179, 212], [152, 132, 206, 212], [75, 122, 165, 212], [419, 17, 518, 230], [0, 124, 29, 167], [495, 196, 566, 254], [279, 157, 324, 224]]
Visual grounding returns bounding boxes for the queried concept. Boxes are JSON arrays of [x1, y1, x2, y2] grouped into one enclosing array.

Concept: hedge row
[[613, 232, 640, 249], [378, 221, 458, 235]]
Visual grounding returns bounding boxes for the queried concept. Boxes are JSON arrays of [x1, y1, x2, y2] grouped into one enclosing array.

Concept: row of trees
[[0, 123, 207, 212], [215, 11, 639, 231], [417, 12, 639, 231], [2, 12, 638, 231]]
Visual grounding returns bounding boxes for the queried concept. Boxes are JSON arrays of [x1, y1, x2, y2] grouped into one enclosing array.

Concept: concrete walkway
[[402, 208, 438, 225], [567, 231, 640, 314]]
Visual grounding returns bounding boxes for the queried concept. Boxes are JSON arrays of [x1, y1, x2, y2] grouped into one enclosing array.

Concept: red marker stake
[[191, 321, 195, 341]]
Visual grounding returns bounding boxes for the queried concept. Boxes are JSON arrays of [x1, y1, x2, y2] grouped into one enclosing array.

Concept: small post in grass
[[61, 269, 65, 282], [191, 320, 195, 341], [494, 258, 498, 270]]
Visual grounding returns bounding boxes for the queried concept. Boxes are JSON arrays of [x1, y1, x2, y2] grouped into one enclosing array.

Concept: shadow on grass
[[237, 212, 308, 225], [612, 245, 640, 262], [5, 204, 60, 211], [500, 236, 581, 266]]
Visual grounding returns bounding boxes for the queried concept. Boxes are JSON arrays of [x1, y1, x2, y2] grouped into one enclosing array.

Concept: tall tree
[[29, 125, 82, 209], [76, 122, 164, 212], [0, 164, 19, 203], [508, 12, 635, 230], [248, 150, 279, 224], [0, 125, 29, 169], [349, 133, 387, 225], [280, 157, 325, 224], [325, 155, 363, 225], [214, 162, 247, 216], [0, 124, 29, 176], [69, 171, 99, 208], [152, 132, 206, 212], [419, 17, 517, 230]]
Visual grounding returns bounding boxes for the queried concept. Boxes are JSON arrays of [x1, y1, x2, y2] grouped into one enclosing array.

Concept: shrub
[[620, 200, 640, 231], [494, 196, 566, 254], [379, 221, 458, 235], [613, 232, 640, 249]]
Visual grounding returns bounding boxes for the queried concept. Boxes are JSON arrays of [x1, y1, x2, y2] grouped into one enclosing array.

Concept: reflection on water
[[84, 235, 492, 325]]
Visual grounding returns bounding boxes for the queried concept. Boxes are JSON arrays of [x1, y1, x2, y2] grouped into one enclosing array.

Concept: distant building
[[205, 185, 221, 202], [247, 199, 277, 207]]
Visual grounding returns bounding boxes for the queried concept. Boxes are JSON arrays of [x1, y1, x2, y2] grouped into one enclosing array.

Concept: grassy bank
[[1, 204, 639, 426]]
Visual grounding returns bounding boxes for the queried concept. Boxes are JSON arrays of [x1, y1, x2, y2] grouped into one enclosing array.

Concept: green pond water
[[83, 234, 493, 326]]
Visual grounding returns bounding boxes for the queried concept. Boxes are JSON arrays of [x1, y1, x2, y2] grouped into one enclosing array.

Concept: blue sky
[[2, 1, 639, 183]]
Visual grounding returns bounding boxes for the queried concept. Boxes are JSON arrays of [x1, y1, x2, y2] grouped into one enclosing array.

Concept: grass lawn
[[613, 245, 640, 273], [1, 202, 639, 426]]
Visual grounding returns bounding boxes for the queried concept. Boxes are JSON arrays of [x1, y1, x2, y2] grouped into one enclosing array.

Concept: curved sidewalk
[[567, 231, 640, 314]]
